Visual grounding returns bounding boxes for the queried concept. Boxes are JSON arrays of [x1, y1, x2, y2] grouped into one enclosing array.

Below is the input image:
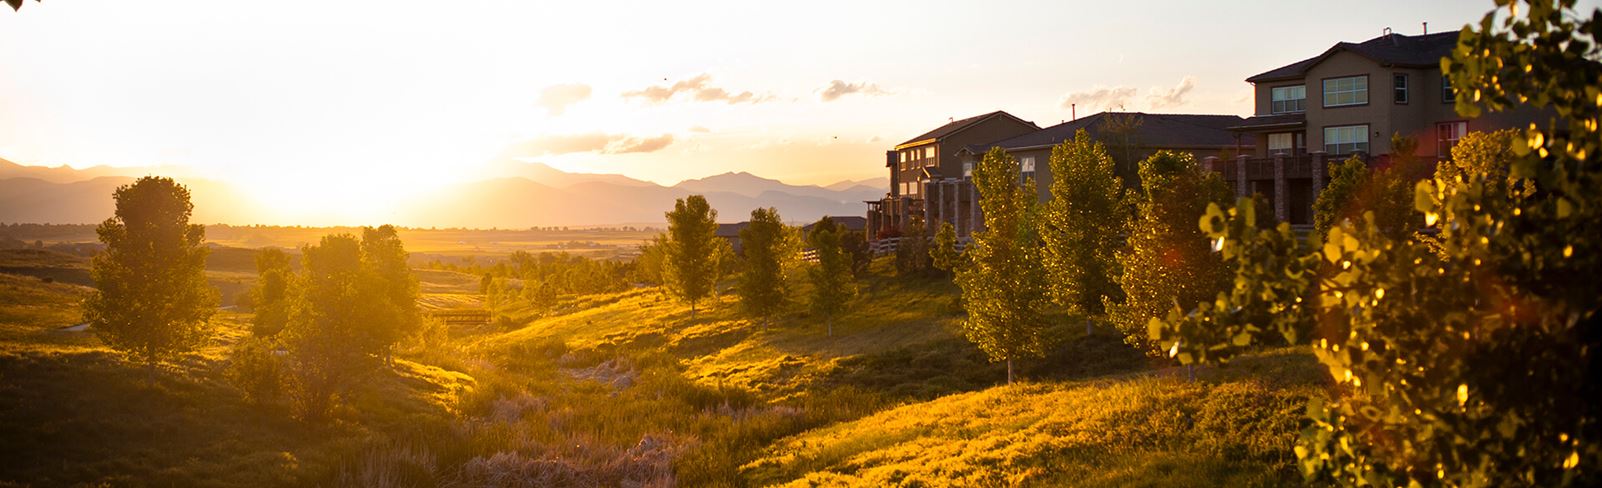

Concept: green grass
[[743, 350, 1327, 487]]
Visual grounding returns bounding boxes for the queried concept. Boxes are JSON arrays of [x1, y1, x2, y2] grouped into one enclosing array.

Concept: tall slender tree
[[1106, 151, 1229, 355], [84, 176, 218, 373], [664, 195, 720, 320], [930, 221, 962, 274], [955, 147, 1051, 384], [738, 207, 788, 328], [808, 218, 857, 336], [1041, 130, 1127, 335]]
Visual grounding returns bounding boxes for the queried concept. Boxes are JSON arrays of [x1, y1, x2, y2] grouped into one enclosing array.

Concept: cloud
[[818, 80, 887, 101], [1060, 86, 1138, 111], [513, 132, 675, 156], [1145, 76, 1197, 110], [536, 83, 592, 116], [689, 126, 711, 133], [624, 74, 770, 105]]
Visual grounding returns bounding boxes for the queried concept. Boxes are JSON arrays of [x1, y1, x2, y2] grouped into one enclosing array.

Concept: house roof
[[1247, 31, 1459, 83], [897, 110, 1038, 148], [962, 112, 1250, 154], [1228, 113, 1307, 131], [715, 222, 749, 238], [801, 216, 867, 233]]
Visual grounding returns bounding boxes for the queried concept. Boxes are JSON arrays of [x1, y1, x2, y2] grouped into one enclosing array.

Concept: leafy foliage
[[1106, 151, 1229, 354], [279, 230, 422, 421], [663, 195, 721, 318], [738, 207, 789, 326], [84, 176, 219, 368], [1310, 142, 1419, 241], [955, 147, 1051, 383], [929, 221, 961, 274], [1042, 129, 1128, 318], [894, 220, 931, 276], [1154, 1, 1602, 484], [250, 248, 292, 336], [806, 222, 856, 336]]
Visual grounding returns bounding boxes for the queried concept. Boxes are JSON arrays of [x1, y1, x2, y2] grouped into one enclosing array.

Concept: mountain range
[[0, 156, 888, 227]]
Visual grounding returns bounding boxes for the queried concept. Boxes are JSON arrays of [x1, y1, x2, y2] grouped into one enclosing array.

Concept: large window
[[923, 147, 934, 159], [1323, 76, 1369, 107], [963, 161, 973, 178], [1268, 133, 1295, 155], [1271, 85, 1306, 114], [1437, 121, 1468, 157], [1324, 125, 1370, 154], [1394, 74, 1409, 104]]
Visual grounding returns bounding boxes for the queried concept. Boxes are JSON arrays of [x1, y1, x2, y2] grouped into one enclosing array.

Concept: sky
[[1, 0, 1589, 220]]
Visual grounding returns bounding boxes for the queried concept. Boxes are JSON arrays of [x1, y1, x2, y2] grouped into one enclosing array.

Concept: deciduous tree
[[84, 176, 218, 373], [807, 224, 856, 336], [664, 195, 720, 320], [1106, 151, 1229, 355], [955, 147, 1051, 384], [251, 248, 292, 336], [1041, 130, 1127, 334], [929, 221, 962, 274], [738, 207, 788, 328]]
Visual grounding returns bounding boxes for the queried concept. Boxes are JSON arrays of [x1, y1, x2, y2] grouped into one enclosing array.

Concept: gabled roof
[[897, 110, 1038, 148], [1247, 31, 1459, 83], [1228, 113, 1307, 131], [801, 216, 868, 233], [963, 112, 1249, 154]]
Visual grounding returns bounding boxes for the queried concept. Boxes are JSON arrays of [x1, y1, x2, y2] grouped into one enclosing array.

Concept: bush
[[225, 336, 284, 405]]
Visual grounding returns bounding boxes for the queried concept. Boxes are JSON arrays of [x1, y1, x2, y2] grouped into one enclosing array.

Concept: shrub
[[225, 336, 284, 405]]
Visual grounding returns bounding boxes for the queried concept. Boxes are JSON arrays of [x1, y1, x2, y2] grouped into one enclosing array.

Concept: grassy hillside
[[0, 254, 1329, 486], [744, 349, 1325, 487]]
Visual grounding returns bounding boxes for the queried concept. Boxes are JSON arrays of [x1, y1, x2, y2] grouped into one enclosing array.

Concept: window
[[1437, 121, 1468, 157], [1322, 76, 1369, 107], [1324, 125, 1370, 154], [1271, 85, 1306, 114], [1268, 133, 1295, 155], [924, 147, 934, 159], [1020, 156, 1037, 184], [1394, 74, 1409, 104], [963, 162, 973, 177], [1441, 75, 1454, 104]]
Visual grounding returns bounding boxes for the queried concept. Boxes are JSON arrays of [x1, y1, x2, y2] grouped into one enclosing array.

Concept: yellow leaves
[[1457, 383, 1469, 406], [1373, 288, 1385, 300], [1563, 245, 1574, 258]]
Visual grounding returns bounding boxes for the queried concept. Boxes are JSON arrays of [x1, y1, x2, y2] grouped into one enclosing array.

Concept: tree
[[251, 248, 293, 336], [1153, 1, 1602, 484], [955, 147, 1051, 384], [663, 195, 720, 320], [737, 207, 788, 328], [634, 234, 669, 285], [895, 220, 931, 276], [279, 229, 421, 420], [83, 176, 218, 373], [5, 0, 40, 12], [1106, 151, 1229, 355], [807, 224, 857, 337], [1041, 130, 1128, 335], [1311, 134, 1420, 241], [929, 221, 962, 274], [839, 230, 871, 276]]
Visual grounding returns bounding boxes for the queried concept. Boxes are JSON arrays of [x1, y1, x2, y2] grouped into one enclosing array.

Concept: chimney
[[1072, 103, 1077, 121], [1423, 22, 1429, 34], [1383, 26, 1394, 42]]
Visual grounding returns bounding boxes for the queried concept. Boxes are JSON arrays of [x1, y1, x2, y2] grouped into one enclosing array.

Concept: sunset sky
[[1, 0, 1582, 218]]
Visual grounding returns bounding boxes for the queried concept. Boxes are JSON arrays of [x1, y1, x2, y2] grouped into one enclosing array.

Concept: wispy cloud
[[624, 74, 770, 105], [1059, 76, 1200, 112], [1146, 76, 1197, 109], [1060, 86, 1138, 111], [536, 83, 592, 116], [818, 80, 887, 101], [688, 126, 712, 133], [513, 133, 675, 156]]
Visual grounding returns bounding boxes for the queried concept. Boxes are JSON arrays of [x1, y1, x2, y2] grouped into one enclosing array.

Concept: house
[[1221, 29, 1547, 225], [715, 222, 749, 254], [906, 112, 1248, 240], [866, 111, 1040, 238]]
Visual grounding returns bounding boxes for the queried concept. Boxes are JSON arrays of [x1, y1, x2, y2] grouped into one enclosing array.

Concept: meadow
[[0, 244, 1329, 487]]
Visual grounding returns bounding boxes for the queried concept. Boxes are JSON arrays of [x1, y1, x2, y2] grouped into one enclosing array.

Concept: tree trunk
[[827, 317, 833, 337], [1186, 363, 1195, 382], [690, 301, 697, 321], [1085, 317, 1093, 336], [1006, 358, 1014, 385]]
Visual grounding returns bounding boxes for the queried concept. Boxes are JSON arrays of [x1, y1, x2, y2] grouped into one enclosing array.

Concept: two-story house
[[1223, 29, 1546, 225], [865, 110, 1039, 238]]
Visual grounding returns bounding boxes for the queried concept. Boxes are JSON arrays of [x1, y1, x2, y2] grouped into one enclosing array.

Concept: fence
[[867, 236, 971, 256]]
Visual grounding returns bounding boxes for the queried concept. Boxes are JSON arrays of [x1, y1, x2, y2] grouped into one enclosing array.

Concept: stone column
[[1273, 154, 1288, 222], [922, 181, 932, 232], [969, 180, 980, 235], [1203, 156, 1218, 173], [1235, 155, 1250, 198], [1311, 151, 1326, 194]]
